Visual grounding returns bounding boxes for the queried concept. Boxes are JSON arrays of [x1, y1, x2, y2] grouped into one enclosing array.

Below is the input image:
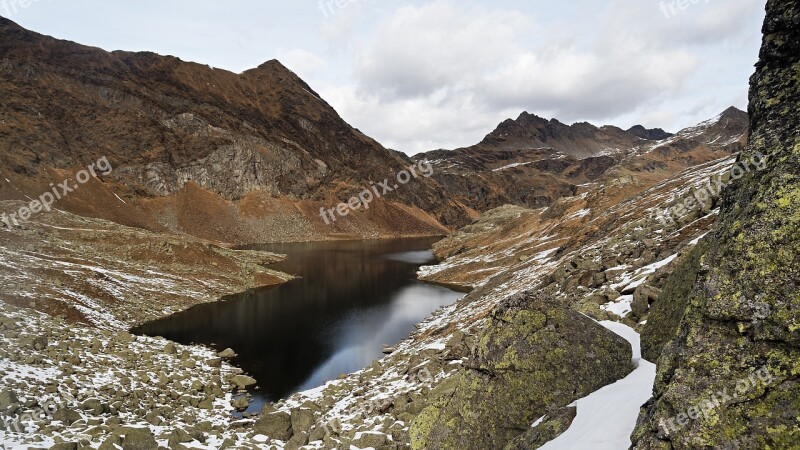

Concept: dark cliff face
[[0, 17, 472, 241], [632, 1, 800, 448]]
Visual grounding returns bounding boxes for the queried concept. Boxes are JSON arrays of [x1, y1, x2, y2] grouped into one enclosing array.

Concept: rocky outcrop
[[639, 240, 708, 362], [409, 292, 633, 449], [504, 406, 577, 450], [631, 1, 800, 448]]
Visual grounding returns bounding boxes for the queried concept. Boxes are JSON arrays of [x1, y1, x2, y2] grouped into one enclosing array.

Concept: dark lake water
[[133, 237, 462, 409]]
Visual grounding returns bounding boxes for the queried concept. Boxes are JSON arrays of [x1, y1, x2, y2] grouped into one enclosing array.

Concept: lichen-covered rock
[[254, 411, 293, 441], [503, 406, 577, 450], [639, 241, 707, 362], [121, 428, 158, 450], [632, 1, 800, 448], [0, 389, 19, 411], [409, 292, 633, 450], [631, 284, 661, 318]]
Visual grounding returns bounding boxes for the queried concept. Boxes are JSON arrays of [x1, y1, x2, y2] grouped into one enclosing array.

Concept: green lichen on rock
[[503, 406, 578, 450], [640, 240, 708, 362], [409, 292, 633, 450], [631, 1, 800, 448]]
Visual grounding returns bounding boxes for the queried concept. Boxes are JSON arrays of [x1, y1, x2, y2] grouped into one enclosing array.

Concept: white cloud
[[17, 0, 762, 155], [320, 0, 765, 154], [276, 48, 327, 80], [355, 2, 531, 99]]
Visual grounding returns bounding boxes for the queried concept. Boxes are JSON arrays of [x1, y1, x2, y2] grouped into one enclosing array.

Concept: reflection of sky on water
[[383, 250, 437, 264], [297, 283, 462, 391], [133, 237, 463, 407]]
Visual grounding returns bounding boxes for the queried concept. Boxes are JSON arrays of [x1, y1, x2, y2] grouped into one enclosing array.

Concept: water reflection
[[133, 238, 462, 405]]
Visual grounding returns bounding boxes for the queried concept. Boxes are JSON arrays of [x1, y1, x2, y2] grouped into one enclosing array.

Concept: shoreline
[[0, 208, 456, 448]]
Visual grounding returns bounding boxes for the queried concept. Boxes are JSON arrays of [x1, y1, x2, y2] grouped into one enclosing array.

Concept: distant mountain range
[[0, 16, 748, 243], [416, 106, 748, 212]]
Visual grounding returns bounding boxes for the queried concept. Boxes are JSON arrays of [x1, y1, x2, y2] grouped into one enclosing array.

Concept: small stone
[[230, 375, 256, 390], [164, 342, 177, 355], [291, 408, 315, 434], [122, 427, 158, 450], [0, 389, 19, 410], [218, 348, 236, 358], [254, 411, 293, 441]]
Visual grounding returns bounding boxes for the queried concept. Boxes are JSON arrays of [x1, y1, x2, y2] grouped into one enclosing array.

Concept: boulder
[[631, 284, 662, 317], [254, 411, 293, 441], [231, 396, 249, 410], [230, 375, 256, 390], [52, 408, 82, 425], [80, 398, 107, 416], [163, 342, 177, 355], [0, 389, 19, 410], [352, 432, 387, 448], [218, 348, 236, 358], [410, 292, 633, 450], [285, 431, 309, 450], [31, 335, 48, 351], [290, 408, 315, 434], [49, 443, 78, 450], [121, 427, 158, 450]]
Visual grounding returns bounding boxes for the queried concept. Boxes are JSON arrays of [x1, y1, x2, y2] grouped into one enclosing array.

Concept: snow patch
[[539, 322, 656, 450]]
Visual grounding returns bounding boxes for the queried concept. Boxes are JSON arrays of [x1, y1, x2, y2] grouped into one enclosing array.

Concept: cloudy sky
[[5, 0, 766, 154]]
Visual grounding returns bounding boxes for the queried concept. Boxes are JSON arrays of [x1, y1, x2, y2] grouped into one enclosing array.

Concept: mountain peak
[[720, 105, 747, 120], [256, 59, 288, 71], [626, 125, 673, 141]]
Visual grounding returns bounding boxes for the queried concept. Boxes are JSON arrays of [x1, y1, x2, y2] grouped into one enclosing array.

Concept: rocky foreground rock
[[631, 1, 800, 448], [410, 293, 633, 449]]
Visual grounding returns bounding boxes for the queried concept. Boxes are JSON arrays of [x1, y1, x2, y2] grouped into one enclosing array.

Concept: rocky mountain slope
[[0, 16, 751, 246], [0, 16, 472, 244], [416, 107, 747, 212]]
